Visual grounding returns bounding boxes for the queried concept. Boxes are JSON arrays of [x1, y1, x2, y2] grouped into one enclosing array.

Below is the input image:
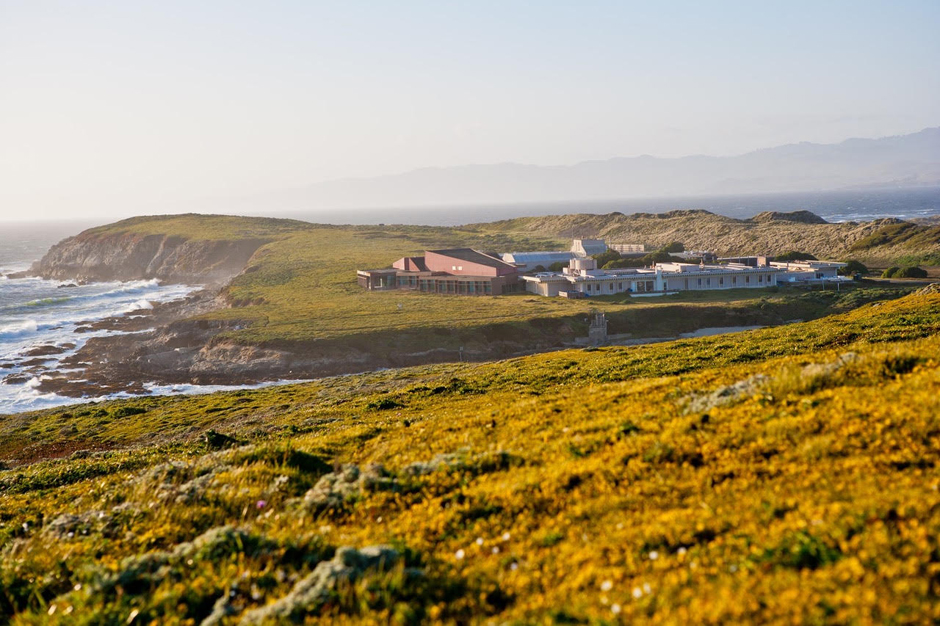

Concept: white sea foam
[[0, 274, 202, 414], [0, 319, 39, 338]]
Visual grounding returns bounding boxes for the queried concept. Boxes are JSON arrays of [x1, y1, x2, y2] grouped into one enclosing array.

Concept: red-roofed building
[[358, 248, 522, 295]]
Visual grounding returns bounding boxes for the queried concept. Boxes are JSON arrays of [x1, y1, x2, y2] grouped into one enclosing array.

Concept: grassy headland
[[1, 289, 939, 622], [24, 211, 931, 393]]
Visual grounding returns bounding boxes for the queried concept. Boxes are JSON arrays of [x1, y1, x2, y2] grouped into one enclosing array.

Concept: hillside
[[20, 212, 936, 398], [1, 289, 939, 623], [24, 213, 926, 398], [28, 215, 312, 285], [490, 210, 940, 264]]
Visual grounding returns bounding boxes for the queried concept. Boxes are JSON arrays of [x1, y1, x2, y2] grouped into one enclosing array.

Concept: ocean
[[0, 223, 289, 414], [2, 186, 939, 414]]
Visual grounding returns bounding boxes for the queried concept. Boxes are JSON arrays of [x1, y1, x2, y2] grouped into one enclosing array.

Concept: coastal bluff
[[26, 214, 309, 285]]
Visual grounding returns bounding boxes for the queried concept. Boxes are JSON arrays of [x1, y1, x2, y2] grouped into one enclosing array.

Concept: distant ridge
[[236, 128, 940, 211], [751, 210, 829, 225]]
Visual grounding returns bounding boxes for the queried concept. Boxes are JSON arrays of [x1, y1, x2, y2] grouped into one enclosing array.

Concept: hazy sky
[[1, 0, 938, 220]]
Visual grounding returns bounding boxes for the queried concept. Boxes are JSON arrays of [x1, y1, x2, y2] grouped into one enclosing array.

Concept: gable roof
[[428, 248, 517, 271]]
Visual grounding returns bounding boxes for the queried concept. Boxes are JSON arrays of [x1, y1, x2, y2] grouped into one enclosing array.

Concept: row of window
[[690, 274, 769, 288], [417, 279, 493, 294], [582, 280, 656, 293]]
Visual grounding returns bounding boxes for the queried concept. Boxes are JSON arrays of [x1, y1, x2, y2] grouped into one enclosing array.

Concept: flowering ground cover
[[2, 290, 940, 623]]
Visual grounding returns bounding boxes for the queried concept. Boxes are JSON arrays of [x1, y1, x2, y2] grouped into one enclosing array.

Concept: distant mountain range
[[238, 127, 940, 211]]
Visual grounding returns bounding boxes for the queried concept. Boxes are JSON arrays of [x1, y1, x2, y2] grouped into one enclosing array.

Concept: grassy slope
[[187, 219, 908, 347], [78, 214, 314, 242], [52, 214, 924, 351], [484, 211, 940, 264], [2, 292, 940, 623]]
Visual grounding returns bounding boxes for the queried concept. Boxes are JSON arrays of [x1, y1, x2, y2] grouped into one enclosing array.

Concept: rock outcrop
[[29, 231, 269, 285]]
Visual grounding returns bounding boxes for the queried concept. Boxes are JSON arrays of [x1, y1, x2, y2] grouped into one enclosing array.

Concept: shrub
[[895, 266, 928, 279], [775, 251, 818, 262], [592, 250, 621, 267], [662, 241, 685, 253], [882, 267, 900, 278], [838, 260, 868, 276], [548, 261, 567, 272]]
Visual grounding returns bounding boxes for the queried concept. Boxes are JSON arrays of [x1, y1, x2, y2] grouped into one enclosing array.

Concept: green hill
[[2, 290, 940, 623]]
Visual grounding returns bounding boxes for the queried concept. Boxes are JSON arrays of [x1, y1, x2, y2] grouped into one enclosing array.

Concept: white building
[[500, 251, 576, 272], [570, 238, 608, 257], [608, 243, 645, 254], [769, 260, 847, 282], [522, 258, 783, 297]]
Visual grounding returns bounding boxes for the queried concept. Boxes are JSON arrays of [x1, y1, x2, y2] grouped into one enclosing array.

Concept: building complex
[[358, 239, 848, 297]]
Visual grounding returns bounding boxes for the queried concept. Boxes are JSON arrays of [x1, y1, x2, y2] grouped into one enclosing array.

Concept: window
[[746, 276, 750, 284], [758, 275, 763, 283], [732, 276, 737, 285], [719, 277, 724, 286], [452, 265, 457, 271], [697, 278, 702, 286], [458, 266, 463, 271], [609, 282, 614, 291], [618, 282, 623, 290], [706, 278, 710, 286]]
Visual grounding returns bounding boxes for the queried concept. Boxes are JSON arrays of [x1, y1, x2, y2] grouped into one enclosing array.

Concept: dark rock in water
[[20, 358, 53, 367], [2, 374, 30, 385], [750, 210, 828, 224], [24, 344, 68, 357], [0, 362, 14, 369], [57, 282, 79, 289]]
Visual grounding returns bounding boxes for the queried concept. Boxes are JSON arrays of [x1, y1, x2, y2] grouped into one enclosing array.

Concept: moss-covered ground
[[2, 291, 940, 623]]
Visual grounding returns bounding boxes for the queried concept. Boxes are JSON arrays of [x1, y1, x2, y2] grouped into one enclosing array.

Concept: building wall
[[664, 272, 777, 290], [424, 251, 518, 277]]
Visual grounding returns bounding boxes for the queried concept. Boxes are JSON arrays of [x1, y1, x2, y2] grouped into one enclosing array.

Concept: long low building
[[358, 248, 522, 295], [522, 258, 784, 297], [769, 260, 847, 281], [500, 251, 576, 272]]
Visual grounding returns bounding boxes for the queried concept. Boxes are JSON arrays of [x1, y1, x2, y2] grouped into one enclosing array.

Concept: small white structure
[[770, 260, 847, 282], [571, 238, 608, 257], [609, 243, 645, 254]]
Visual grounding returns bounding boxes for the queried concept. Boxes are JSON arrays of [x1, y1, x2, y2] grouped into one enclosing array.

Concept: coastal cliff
[[31, 232, 268, 285], [26, 214, 310, 285]]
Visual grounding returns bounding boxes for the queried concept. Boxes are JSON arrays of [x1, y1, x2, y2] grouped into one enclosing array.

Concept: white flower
[[611, 604, 622, 615], [677, 547, 687, 556], [600, 580, 613, 592], [502, 532, 511, 541], [643, 583, 651, 594], [491, 546, 500, 554], [648, 550, 659, 560], [632, 587, 643, 599], [510, 562, 518, 571], [455, 549, 465, 560], [475, 537, 484, 546]]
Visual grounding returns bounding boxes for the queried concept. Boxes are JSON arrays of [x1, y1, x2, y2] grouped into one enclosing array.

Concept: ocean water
[[275, 186, 940, 226], [1, 186, 938, 414], [0, 225, 293, 414]]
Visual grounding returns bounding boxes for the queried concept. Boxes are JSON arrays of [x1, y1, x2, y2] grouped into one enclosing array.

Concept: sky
[[1, 0, 938, 221]]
